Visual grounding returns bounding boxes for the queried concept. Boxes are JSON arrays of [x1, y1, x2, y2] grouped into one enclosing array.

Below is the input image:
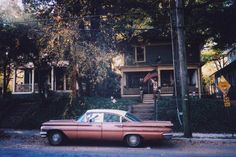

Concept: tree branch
[[186, 0, 224, 10]]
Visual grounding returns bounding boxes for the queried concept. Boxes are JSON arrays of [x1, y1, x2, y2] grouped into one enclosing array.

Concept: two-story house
[[120, 33, 202, 98]]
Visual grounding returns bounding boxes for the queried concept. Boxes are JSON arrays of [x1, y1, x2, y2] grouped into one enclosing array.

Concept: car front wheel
[[48, 131, 64, 146], [125, 135, 142, 147]]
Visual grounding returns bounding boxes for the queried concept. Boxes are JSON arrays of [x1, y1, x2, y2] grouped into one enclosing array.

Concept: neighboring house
[[210, 45, 236, 101], [12, 61, 72, 94], [120, 32, 202, 97]]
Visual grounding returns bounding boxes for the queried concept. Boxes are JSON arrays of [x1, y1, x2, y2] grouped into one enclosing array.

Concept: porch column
[[76, 82, 79, 90], [121, 72, 124, 96], [32, 68, 35, 93], [64, 75, 66, 91], [51, 66, 54, 90], [157, 69, 161, 87], [197, 68, 202, 98], [12, 68, 16, 93]]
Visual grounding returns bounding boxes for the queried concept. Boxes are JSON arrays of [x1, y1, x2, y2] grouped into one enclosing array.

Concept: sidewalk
[[1, 129, 236, 143], [173, 132, 236, 143]]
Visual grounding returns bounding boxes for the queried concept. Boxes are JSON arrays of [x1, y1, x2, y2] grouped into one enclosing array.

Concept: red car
[[40, 109, 173, 147]]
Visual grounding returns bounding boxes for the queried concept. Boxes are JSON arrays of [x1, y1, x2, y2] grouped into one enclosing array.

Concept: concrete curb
[[173, 132, 236, 139], [173, 137, 236, 143], [173, 132, 236, 143]]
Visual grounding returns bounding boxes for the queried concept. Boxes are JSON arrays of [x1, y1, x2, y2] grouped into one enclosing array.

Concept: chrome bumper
[[163, 133, 173, 140], [40, 131, 47, 138]]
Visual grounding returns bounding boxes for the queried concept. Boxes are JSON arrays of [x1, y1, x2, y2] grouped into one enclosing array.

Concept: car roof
[[86, 109, 128, 117]]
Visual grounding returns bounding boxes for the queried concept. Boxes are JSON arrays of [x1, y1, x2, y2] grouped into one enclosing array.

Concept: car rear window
[[125, 113, 141, 122]]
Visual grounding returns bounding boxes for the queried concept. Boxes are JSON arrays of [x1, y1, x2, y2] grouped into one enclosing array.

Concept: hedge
[[156, 97, 236, 133]]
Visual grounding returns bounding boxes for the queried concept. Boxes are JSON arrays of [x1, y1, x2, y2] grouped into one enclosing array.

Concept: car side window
[[122, 117, 128, 122], [87, 113, 103, 123], [104, 113, 121, 123]]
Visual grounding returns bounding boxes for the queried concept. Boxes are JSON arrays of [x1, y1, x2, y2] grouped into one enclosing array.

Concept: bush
[[85, 96, 138, 110], [156, 97, 236, 133], [190, 98, 235, 133], [13, 94, 138, 129]]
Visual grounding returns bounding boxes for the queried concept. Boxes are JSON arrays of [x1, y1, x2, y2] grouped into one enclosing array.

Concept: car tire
[[48, 131, 64, 146], [125, 135, 142, 147]]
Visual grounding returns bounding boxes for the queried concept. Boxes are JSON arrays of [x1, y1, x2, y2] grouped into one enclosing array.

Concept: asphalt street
[[0, 130, 236, 157]]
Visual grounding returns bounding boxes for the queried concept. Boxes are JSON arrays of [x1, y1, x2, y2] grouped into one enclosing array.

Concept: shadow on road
[[58, 139, 176, 149]]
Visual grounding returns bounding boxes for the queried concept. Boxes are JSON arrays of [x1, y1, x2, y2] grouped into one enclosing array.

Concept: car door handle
[[115, 125, 122, 127], [79, 124, 92, 126]]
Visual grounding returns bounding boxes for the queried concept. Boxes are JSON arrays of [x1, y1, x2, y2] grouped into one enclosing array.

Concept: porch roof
[[120, 63, 200, 72], [213, 60, 236, 77]]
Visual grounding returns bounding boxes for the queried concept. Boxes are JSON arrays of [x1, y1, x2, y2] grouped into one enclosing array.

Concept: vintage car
[[40, 109, 173, 147]]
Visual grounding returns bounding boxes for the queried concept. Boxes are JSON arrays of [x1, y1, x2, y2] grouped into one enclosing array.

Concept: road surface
[[0, 131, 236, 157]]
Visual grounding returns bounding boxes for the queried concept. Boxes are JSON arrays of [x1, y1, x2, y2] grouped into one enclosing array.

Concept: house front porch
[[12, 65, 74, 94], [120, 65, 202, 97]]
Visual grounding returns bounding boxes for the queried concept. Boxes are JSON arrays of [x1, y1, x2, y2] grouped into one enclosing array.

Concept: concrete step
[[131, 103, 154, 120], [143, 94, 154, 104], [143, 94, 153, 97], [143, 101, 154, 104]]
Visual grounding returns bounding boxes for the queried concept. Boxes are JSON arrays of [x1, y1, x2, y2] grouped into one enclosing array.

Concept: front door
[[77, 112, 102, 140], [143, 80, 153, 94]]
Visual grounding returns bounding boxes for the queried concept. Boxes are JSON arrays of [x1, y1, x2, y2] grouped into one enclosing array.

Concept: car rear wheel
[[125, 135, 142, 147], [48, 131, 64, 146]]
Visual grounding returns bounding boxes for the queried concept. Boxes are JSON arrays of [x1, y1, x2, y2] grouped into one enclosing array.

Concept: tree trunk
[[175, 0, 192, 138], [71, 64, 78, 100]]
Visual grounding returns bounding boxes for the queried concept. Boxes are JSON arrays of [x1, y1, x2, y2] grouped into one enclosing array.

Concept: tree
[[0, 0, 38, 97], [22, 1, 118, 117]]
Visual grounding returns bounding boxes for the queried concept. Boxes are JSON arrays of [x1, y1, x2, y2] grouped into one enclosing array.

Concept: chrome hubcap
[[129, 135, 139, 145], [52, 133, 61, 142]]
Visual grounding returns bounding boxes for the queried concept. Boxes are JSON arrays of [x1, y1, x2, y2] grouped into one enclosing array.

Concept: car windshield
[[125, 113, 141, 122], [77, 113, 86, 123]]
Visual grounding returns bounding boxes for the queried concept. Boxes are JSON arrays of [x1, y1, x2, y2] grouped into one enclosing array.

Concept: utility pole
[[170, 0, 182, 126], [175, 0, 192, 138], [3, 50, 9, 97]]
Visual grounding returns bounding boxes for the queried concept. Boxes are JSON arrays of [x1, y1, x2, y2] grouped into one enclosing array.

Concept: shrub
[[156, 97, 236, 133]]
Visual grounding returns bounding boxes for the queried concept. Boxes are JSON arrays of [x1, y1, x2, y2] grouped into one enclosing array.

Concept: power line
[[1, 13, 143, 25]]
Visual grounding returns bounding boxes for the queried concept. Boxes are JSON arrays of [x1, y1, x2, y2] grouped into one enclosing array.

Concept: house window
[[160, 70, 174, 87], [135, 46, 146, 62], [126, 72, 147, 88], [188, 69, 197, 86], [24, 69, 32, 84], [55, 68, 71, 90]]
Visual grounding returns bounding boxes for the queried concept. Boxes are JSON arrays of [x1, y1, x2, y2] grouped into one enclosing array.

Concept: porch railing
[[15, 83, 39, 93], [122, 86, 198, 95]]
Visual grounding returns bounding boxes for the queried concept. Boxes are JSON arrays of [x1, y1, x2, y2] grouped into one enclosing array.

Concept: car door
[[77, 112, 103, 140], [102, 113, 123, 141]]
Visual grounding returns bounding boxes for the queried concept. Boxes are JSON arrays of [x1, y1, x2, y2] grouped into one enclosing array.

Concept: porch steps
[[143, 94, 154, 104], [0, 102, 36, 128], [131, 103, 154, 120]]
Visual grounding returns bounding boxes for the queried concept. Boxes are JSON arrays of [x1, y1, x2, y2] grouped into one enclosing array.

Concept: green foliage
[[2, 94, 138, 129], [156, 97, 236, 133], [95, 70, 121, 97], [85, 96, 138, 111], [190, 98, 234, 133]]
